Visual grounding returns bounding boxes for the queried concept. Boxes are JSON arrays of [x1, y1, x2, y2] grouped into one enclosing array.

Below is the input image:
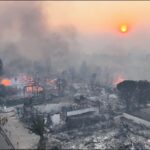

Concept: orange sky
[[42, 1, 150, 34]]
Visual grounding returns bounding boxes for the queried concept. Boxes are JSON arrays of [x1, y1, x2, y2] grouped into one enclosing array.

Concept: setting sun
[[120, 24, 128, 33]]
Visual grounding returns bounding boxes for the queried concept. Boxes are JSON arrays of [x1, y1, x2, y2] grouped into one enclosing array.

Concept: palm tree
[[29, 114, 46, 149], [30, 114, 45, 137]]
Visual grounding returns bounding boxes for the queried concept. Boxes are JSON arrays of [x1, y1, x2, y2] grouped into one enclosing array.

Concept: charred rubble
[[0, 59, 150, 149]]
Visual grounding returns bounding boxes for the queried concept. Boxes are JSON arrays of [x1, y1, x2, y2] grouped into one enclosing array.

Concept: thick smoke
[[0, 2, 81, 76], [1, 1, 150, 84], [79, 29, 150, 82]]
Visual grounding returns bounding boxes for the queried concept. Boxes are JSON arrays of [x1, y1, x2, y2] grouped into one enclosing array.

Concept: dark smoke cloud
[[0, 1, 80, 76]]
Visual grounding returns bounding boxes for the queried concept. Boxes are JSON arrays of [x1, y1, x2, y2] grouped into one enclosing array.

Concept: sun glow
[[120, 24, 128, 33]]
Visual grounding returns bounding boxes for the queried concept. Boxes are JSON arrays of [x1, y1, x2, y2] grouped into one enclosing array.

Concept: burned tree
[[56, 78, 66, 96], [79, 61, 89, 82], [29, 114, 46, 149], [0, 58, 3, 75], [90, 73, 97, 91], [0, 84, 6, 105], [30, 114, 45, 137]]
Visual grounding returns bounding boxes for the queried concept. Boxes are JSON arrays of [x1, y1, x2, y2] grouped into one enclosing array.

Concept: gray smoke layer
[[0, 2, 81, 76], [79, 28, 150, 82]]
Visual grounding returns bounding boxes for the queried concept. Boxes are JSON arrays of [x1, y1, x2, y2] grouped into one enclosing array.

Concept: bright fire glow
[[113, 75, 125, 85], [120, 24, 128, 33], [1, 79, 12, 86]]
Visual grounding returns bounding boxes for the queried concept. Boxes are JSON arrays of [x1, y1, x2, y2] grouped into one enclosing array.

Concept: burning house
[[23, 84, 44, 97]]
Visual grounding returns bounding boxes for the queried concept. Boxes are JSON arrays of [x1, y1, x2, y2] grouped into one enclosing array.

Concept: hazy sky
[[43, 1, 150, 80], [1, 1, 150, 81], [44, 1, 150, 34], [41, 1, 150, 56]]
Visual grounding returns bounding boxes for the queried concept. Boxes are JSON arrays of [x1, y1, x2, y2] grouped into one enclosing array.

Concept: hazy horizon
[[0, 1, 150, 82]]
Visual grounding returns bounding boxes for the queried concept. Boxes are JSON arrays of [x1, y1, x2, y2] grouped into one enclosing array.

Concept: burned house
[[29, 101, 100, 131], [64, 107, 100, 129], [44, 78, 66, 97]]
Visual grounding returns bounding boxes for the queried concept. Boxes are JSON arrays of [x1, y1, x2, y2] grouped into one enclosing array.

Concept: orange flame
[[113, 75, 125, 86], [1, 79, 12, 86]]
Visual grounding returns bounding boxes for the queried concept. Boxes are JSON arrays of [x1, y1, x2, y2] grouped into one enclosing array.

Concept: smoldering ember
[[1, 1, 150, 150]]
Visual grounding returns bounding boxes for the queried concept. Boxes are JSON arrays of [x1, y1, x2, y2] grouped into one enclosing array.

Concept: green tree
[[117, 80, 137, 112], [137, 80, 150, 107]]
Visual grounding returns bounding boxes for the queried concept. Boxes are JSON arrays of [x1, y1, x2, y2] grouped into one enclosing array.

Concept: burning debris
[[1, 78, 12, 86], [113, 74, 125, 86]]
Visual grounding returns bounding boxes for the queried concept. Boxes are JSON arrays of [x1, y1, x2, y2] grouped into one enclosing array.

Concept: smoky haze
[[0, 2, 81, 76], [0, 1, 150, 83]]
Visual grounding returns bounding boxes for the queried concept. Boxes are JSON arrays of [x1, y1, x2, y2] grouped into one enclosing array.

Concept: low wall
[[114, 112, 150, 128], [67, 107, 99, 117]]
